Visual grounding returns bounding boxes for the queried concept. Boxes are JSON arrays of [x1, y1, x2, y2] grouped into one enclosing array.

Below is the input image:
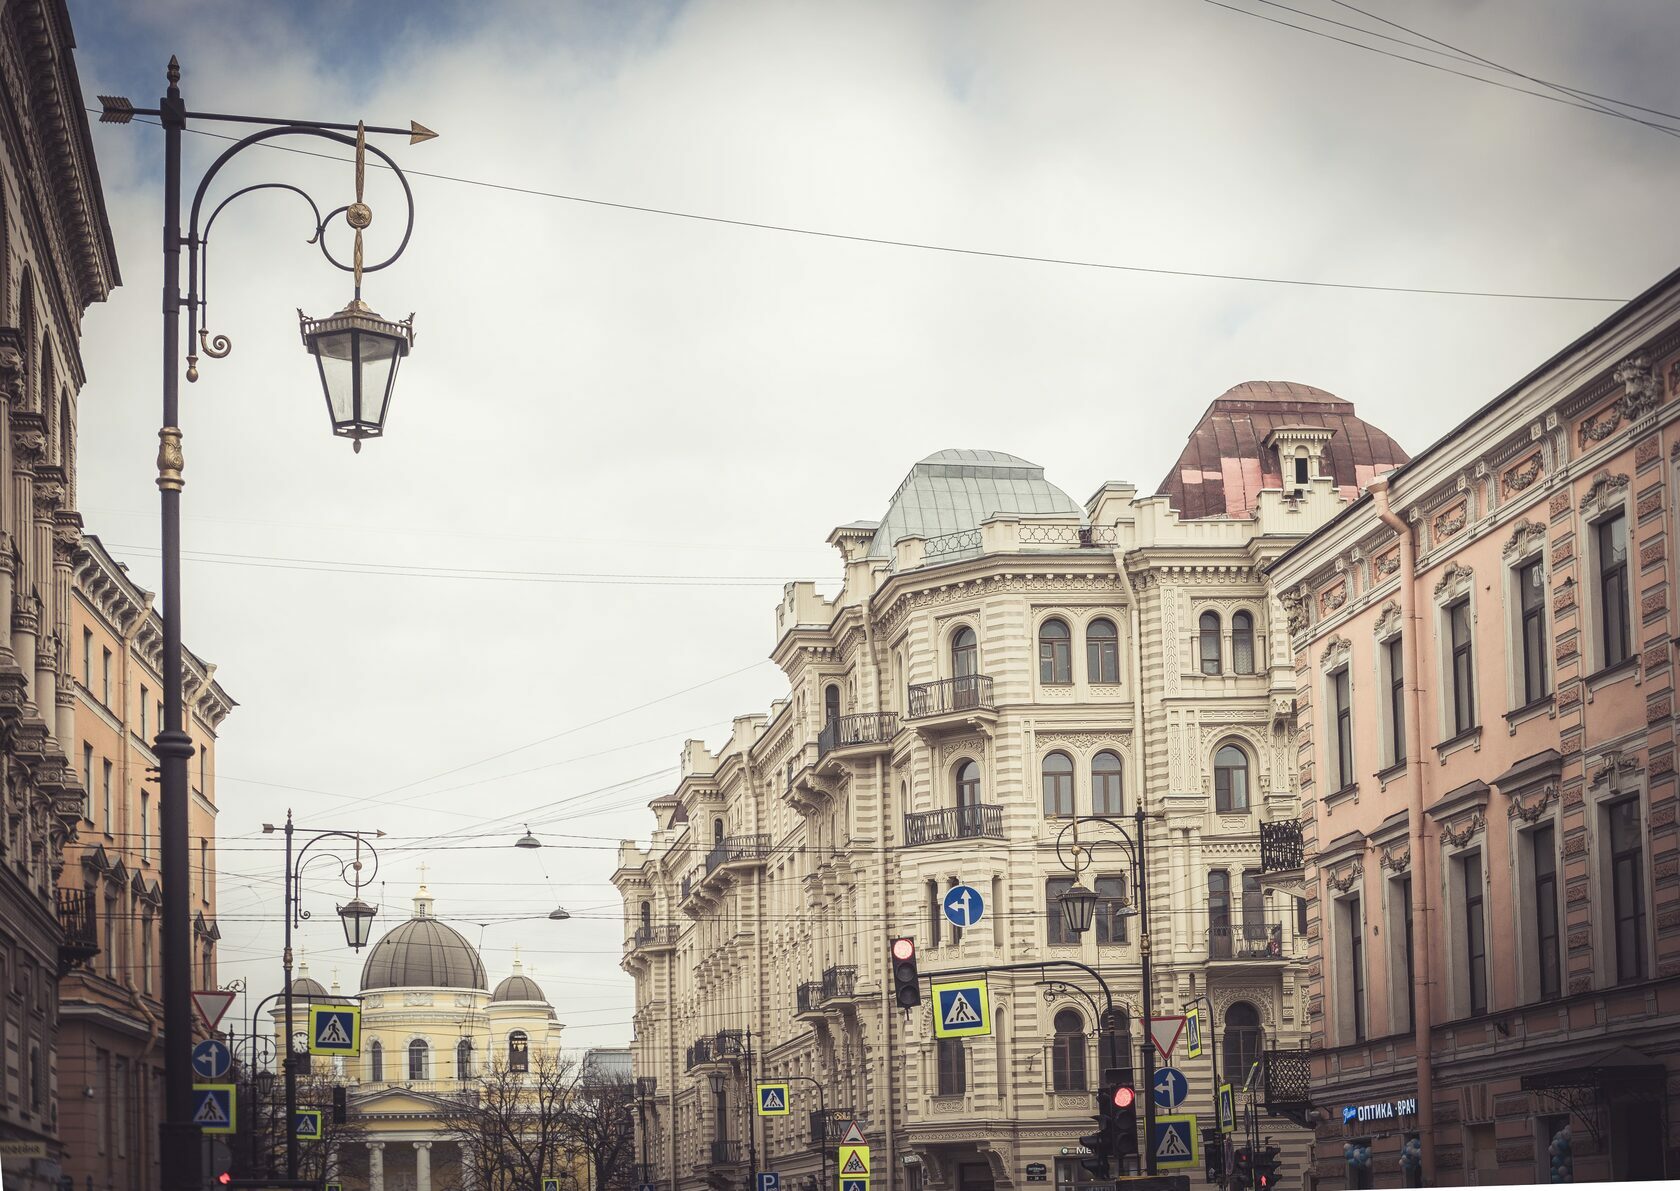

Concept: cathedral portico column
[[368, 1141, 385, 1191], [414, 1140, 432, 1191]]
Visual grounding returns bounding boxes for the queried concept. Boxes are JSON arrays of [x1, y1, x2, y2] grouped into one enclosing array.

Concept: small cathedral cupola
[[1263, 425, 1336, 493], [414, 865, 435, 918]]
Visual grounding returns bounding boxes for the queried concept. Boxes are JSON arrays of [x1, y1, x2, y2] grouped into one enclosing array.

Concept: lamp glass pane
[[311, 329, 359, 424]]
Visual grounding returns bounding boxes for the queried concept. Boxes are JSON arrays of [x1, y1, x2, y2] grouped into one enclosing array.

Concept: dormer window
[[1263, 426, 1335, 494], [1293, 450, 1310, 486]]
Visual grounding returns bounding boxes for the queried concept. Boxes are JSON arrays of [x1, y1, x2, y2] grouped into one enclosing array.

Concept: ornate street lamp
[[1058, 880, 1099, 936], [337, 897, 379, 948], [300, 300, 414, 450]]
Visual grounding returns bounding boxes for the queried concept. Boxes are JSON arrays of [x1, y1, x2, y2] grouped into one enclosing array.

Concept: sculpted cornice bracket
[[1324, 860, 1362, 894], [1508, 784, 1557, 824], [1579, 470, 1630, 521], [1377, 844, 1410, 873], [1502, 518, 1546, 561], [1433, 561, 1473, 603], [1438, 812, 1486, 850], [1372, 599, 1402, 640], [1319, 634, 1351, 669], [1615, 351, 1661, 423]]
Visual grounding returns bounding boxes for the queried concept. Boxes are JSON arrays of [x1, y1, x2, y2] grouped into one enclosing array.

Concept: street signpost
[[758, 1174, 781, 1191], [838, 1146, 871, 1180], [308, 1005, 361, 1055], [931, 978, 991, 1039], [942, 884, 985, 930], [543, 1180, 559, 1191], [840, 1181, 867, 1191], [292, 1109, 323, 1141], [1151, 1066, 1189, 1112], [1147, 1015, 1186, 1060], [756, 1083, 791, 1116], [1218, 1083, 1236, 1134], [192, 1039, 232, 1081], [1150, 1115, 1200, 1170], [191, 1084, 236, 1134], [191, 990, 237, 1032], [1185, 1006, 1204, 1060], [839, 1121, 867, 1147]]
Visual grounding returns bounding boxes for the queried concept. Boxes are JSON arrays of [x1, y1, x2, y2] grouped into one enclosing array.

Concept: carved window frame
[[1505, 789, 1562, 1006], [1580, 478, 1634, 677], [1501, 520, 1551, 718], [1432, 566, 1479, 745], [1585, 756, 1651, 990]]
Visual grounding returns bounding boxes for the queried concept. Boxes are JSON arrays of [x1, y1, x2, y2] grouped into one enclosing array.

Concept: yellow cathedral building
[[274, 884, 590, 1191]]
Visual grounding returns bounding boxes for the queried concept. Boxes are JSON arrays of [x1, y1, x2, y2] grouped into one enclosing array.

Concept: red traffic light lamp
[[890, 937, 921, 1007], [1112, 1085, 1135, 1110]]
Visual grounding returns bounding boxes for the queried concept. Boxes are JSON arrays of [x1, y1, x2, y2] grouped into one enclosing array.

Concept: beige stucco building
[[615, 398, 1407, 1191], [1269, 265, 1680, 1186]]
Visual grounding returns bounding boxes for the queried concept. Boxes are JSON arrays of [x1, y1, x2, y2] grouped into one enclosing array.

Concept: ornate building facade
[[615, 394, 1405, 1191], [56, 534, 232, 1191], [0, 2, 119, 1190], [1270, 266, 1680, 1186]]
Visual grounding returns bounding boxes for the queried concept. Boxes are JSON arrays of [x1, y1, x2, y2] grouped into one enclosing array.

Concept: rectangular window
[[1295, 896, 1308, 937], [141, 794, 150, 862], [95, 1049, 109, 1152], [1518, 558, 1549, 704], [1449, 600, 1476, 735], [141, 921, 153, 995], [82, 628, 92, 687], [1332, 667, 1353, 789], [102, 648, 111, 704], [200, 840, 210, 902], [927, 880, 941, 948], [1532, 826, 1560, 1000], [102, 760, 112, 832], [936, 1038, 966, 1095], [1464, 851, 1487, 1016], [1399, 878, 1415, 1032], [140, 685, 149, 738], [1347, 896, 1365, 1042], [947, 878, 963, 946], [1095, 875, 1128, 944], [1385, 637, 1406, 766], [82, 743, 93, 819], [1598, 512, 1630, 669], [1046, 877, 1075, 946], [1609, 798, 1647, 981]]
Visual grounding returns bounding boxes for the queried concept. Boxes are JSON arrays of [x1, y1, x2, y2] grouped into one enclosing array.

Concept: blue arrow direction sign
[[191, 1039, 231, 1081], [757, 1174, 781, 1191], [942, 884, 984, 929], [1152, 1065, 1189, 1111]]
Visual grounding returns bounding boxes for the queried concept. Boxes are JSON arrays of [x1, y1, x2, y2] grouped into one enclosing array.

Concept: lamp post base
[[160, 1119, 204, 1191]]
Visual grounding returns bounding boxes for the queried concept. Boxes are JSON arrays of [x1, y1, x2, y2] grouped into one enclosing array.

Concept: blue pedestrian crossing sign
[[191, 1084, 236, 1134], [543, 1179, 560, 1191], [931, 977, 991, 1039], [308, 1004, 360, 1055], [1151, 1114, 1200, 1170], [1152, 1065, 1189, 1111], [293, 1109, 323, 1140], [756, 1082, 791, 1116], [191, 1039, 231, 1080], [758, 1174, 781, 1191], [639, 1184, 656, 1191], [942, 884, 984, 929], [840, 1180, 868, 1191], [1218, 1083, 1236, 1134], [1186, 1005, 1205, 1060]]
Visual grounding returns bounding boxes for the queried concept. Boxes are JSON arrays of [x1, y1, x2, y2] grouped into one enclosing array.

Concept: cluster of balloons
[[1399, 1136, 1423, 1176], [1548, 1124, 1574, 1183], [1343, 1142, 1373, 1171]]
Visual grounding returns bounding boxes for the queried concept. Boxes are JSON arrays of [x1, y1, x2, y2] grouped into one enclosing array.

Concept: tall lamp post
[[97, 60, 431, 1191], [1054, 812, 1158, 1175], [262, 811, 382, 1178]]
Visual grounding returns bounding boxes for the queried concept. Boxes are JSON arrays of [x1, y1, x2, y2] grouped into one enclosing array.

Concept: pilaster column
[[414, 1140, 431, 1191], [368, 1141, 384, 1191], [31, 482, 59, 713], [51, 518, 77, 751], [9, 417, 43, 699]]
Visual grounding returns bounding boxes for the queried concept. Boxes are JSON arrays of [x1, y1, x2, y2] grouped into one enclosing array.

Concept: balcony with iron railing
[[1207, 918, 1297, 962], [708, 1140, 744, 1167], [907, 675, 994, 721], [685, 1038, 715, 1070], [902, 803, 1004, 846], [1260, 819, 1304, 873], [820, 965, 857, 1004], [57, 888, 99, 975], [817, 713, 899, 759], [704, 835, 769, 877], [634, 1077, 658, 1100], [795, 981, 825, 1018], [810, 1109, 858, 1144], [625, 923, 678, 957]]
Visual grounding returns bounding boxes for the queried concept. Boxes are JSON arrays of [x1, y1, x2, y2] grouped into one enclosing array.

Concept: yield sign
[[1148, 1015, 1187, 1060], [839, 1121, 867, 1147], [192, 990, 237, 1031]]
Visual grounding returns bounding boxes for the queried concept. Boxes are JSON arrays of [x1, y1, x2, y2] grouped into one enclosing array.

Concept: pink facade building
[[1269, 268, 1680, 1186]]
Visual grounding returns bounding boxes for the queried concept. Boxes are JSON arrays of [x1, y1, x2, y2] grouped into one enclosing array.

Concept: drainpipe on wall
[[860, 577, 895, 1191], [1368, 476, 1435, 1181]]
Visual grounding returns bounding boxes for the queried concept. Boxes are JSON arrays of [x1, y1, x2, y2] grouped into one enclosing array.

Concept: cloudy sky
[[66, 0, 1680, 1050]]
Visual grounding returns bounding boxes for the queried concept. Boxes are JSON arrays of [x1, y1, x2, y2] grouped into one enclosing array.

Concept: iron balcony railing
[[629, 924, 677, 951], [709, 1140, 744, 1166], [635, 1077, 658, 1099], [685, 1039, 715, 1070], [57, 888, 99, 972], [810, 1109, 857, 1143], [903, 803, 1004, 846], [821, 965, 856, 1003], [704, 835, 769, 876], [818, 713, 899, 757], [1208, 920, 1287, 961], [712, 1029, 746, 1058], [796, 982, 824, 1014], [1260, 819, 1305, 872], [907, 675, 994, 719]]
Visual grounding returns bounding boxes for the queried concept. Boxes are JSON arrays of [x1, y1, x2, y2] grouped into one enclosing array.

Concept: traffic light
[[1109, 1082, 1138, 1159], [332, 1084, 347, 1124], [1254, 1143, 1282, 1190], [217, 1175, 232, 1187], [889, 937, 920, 1007], [1203, 1130, 1225, 1184], [1079, 1086, 1114, 1179], [1232, 1146, 1253, 1191]]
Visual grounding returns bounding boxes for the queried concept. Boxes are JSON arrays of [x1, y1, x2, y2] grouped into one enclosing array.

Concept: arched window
[[369, 1040, 383, 1082], [713, 818, 725, 846], [951, 627, 978, 677], [1041, 751, 1074, 817], [456, 1038, 473, 1080], [408, 1039, 429, 1081], [1209, 870, 1233, 958], [1091, 751, 1124, 816], [1214, 745, 1250, 813], [1231, 611, 1256, 675], [955, 760, 981, 812], [1086, 618, 1120, 684], [824, 684, 841, 725], [508, 1030, 529, 1072], [1039, 618, 1072, 684], [1223, 1002, 1263, 1086], [1199, 612, 1223, 675], [1051, 1009, 1088, 1091]]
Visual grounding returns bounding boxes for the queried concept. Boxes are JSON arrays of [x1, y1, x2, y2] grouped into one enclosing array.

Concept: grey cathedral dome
[[359, 886, 488, 991], [867, 449, 1084, 559]]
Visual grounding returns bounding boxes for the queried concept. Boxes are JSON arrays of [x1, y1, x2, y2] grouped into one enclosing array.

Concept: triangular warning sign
[[841, 1153, 868, 1176], [943, 991, 981, 1026], [317, 1015, 351, 1046], [193, 1094, 228, 1125], [840, 1121, 866, 1146], [761, 1089, 784, 1111], [192, 990, 236, 1031], [1157, 1127, 1190, 1159]]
